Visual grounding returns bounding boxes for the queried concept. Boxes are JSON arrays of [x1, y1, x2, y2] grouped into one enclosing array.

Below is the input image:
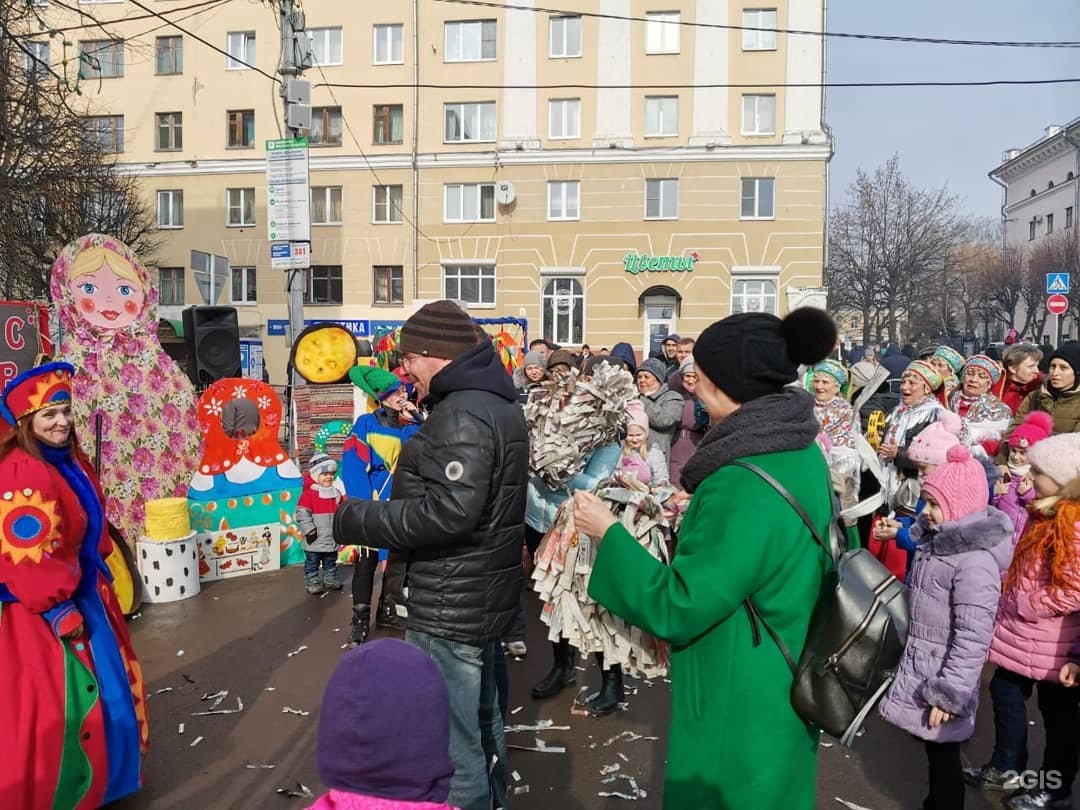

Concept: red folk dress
[[0, 445, 148, 809]]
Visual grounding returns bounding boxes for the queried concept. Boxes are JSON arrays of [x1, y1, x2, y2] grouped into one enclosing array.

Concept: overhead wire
[[316, 77, 1080, 91]]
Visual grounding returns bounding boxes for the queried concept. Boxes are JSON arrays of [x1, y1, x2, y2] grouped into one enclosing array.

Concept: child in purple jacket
[[993, 411, 1054, 548], [878, 445, 1014, 810]]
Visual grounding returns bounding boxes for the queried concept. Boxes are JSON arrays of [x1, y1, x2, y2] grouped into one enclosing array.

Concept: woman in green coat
[[574, 308, 838, 809]]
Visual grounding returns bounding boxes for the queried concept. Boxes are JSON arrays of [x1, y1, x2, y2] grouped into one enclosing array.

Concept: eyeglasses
[[400, 353, 420, 368]]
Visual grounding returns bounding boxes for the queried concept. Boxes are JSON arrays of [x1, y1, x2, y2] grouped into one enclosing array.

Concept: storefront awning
[[158, 318, 184, 339]]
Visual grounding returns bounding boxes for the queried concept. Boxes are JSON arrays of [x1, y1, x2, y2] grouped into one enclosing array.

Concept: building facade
[[37, 0, 830, 378]]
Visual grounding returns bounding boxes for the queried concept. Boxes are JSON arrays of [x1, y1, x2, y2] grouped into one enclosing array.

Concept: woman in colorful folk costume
[[0, 363, 148, 809], [948, 354, 1012, 453], [879, 360, 947, 504], [809, 359, 861, 515], [930, 345, 965, 399]]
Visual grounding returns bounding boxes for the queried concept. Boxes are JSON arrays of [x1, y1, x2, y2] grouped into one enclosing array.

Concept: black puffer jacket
[[333, 341, 527, 645]]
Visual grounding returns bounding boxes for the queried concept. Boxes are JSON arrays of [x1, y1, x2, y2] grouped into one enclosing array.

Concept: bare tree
[[827, 156, 964, 345], [0, 6, 159, 300]]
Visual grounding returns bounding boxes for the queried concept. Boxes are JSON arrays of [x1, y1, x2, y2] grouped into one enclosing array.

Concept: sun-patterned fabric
[[50, 234, 203, 543], [1, 362, 73, 424], [0, 487, 62, 565]]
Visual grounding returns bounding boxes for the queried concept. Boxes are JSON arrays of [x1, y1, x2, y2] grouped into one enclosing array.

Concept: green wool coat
[[588, 445, 833, 809]]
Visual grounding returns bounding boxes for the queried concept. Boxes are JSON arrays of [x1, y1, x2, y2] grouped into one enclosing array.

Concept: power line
[[15, 0, 229, 38], [316, 77, 1080, 91], [433, 0, 1080, 49]]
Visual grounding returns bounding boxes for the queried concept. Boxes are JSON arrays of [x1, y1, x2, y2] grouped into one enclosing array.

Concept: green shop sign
[[623, 252, 699, 274]]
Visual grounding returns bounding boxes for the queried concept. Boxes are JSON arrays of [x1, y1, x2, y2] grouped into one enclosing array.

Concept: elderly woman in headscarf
[[948, 354, 1012, 455], [808, 359, 860, 517], [929, 345, 965, 399], [878, 359, 947, 503]]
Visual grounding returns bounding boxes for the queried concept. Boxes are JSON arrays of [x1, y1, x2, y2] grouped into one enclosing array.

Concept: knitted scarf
[[680, 387, 820, 493]]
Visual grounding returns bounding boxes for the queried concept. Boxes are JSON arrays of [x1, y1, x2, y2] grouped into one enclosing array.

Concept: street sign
[[265, 137, 311, 242], [267, 318, 370, 337], [1047, 272, 1071, 294], [1047, 294, 1069, 316], [270, 242, 311, 270]]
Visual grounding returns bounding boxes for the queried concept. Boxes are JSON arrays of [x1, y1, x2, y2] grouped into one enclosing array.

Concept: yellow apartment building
[[33, 0, 831, 379]]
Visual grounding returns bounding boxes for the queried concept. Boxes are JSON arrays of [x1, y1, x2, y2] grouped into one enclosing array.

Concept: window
[[309, 27, 342, 66], [542, 277, 584, 345], [156, 190, 184, 228], [226, 31, 255, 70], [79, 40, 123, 78], [155, 112, 182, 151], [311, 186, 342, 225], [1067, 206, 1074, 229], [645, 96, 678, 136], [742, 9, 778, 50], [373, 104, 404, 144], [24, 41, 49, 80], [443, 264, 495, 306], [740, 177, 775, 218], [444, 102, 497, 143], [645, 12, 680, 54], [227, 109, 255, 148], [444, 184, 495, 222], [1047, 213, 1055, 235], [731, 278, 778, 315], [373, 185, 404, 223], [84, 115, 124, 152], [227, 188, 255, 226], [83, 192, 124, 231], [549, 15, 582, 58], [310, 107, 342, 146], [374, 265, 404, 305], [444, 20, 496, 61], [231, 266, 257, 304], [741, 94, 776, 135], [645, 178, 678, 219], [1029, 220, 1037, 241], [373, 23, 404, 64], [158, 267, 184, 307], [548, 181, 580, 220], [548, 98, 581, 139], [155, 35, 182, 74], [307, 266, 343, 305]]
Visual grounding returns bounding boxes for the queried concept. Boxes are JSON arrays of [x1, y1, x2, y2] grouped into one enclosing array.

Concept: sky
[[826, 0, 1080, 220]]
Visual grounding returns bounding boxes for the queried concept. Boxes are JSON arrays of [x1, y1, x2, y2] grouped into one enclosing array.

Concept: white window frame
[[226, 31, 255, 70], [230, 265, 258, 305], [24, 41, 49, 80], [548, 181, 580, 221], [740, 177, 775, 219], [80, 39, 124, 78], [642, 295, 678, 359], [311, 186, 343, 225], [85, 115, 124, 153], [549, 15, 582, 58], [742, 9, 778, 51], [308, 27, 343, 66], [541, 276, 585, 345], [645, 11, 680, 54], [645, 178, 678, 220], [226, 187, 256, 227], [444, 19, 497, 62], [444, 101, 497, 143], [156, 190, 184, 229], [443, 263, 496, 307], [645, 96, 679, 137], [730, 276, 779, 315], [373, 23, 404, 65], [741, 94, 776, 135], [372, 185, 404, 224], [548, 98, 581, 139], [444, 184, 496, 223]]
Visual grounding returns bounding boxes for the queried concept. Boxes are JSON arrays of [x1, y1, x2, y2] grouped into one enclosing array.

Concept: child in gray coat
[[878, 444, 1014, 809], [296, 453, 345, 595]]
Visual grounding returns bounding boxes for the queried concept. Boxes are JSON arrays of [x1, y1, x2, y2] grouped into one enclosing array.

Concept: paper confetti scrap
[[511, 706, 523, 715], [176, 650, 185, 657], [245, 764, 276, 769], [505, 720, 569, 733], [512, 770, 522, 783], [513, 786, 530, 795], [177, 723, 185, 735], [601, 764, 621, 775], [276, 783, 315, 799], [282, 706, 311, 716], [154, 687, 173, 695], [265, 687, 277, 692], [834, 799, 875, 810], [287, 645, 309, 658], [191, 697, 244, 716], [617, 753, 629, 763], [189, 736, 204, 748]]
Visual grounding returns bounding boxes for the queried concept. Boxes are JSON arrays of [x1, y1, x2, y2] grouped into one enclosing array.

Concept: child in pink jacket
[[992, 411, 1054, 548], [309, 639, 458, 810]]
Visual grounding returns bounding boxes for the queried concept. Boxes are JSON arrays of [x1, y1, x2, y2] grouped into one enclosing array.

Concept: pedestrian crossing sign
[[1047, 272, 1071, 294]]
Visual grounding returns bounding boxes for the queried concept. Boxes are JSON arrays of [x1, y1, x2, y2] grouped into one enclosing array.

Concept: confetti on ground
[[276, 783, 315, 799], [265, 687, 277, 692], [282, 706, 311, 716], [340, 643, 348, 649], [603, 731, 643, 746], [154, 687, 174, 695], [505, 721, 570, 733], [835, 799, 875, 810], [332, 628, 340, 632], [192, 697, 244, 716], [506, 738, 567, 754], [617, 753, 629, 763], [511, 706, 523, 715], [201, 690, 228, 707], [820, 741, 834, 748], [598, 775, 647, 801], [176, 650, 184, 657], [177, 723, 185, 735], [189, 736, 204, 748], [512, 770, 522, 783], [513, 785, 530, 795], [287, 645, 309, 658], [245, 764, 276, 769], [130, 612, 142, 620], [601, 764, 621, 775]]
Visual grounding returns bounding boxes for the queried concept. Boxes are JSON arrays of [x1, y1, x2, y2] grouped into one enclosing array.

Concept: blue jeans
[[303, 551, 337, 582], [406, 630, 509, 810]]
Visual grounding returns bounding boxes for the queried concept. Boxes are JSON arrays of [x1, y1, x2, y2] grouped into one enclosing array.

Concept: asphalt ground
[[107, 566, 1068, 810]]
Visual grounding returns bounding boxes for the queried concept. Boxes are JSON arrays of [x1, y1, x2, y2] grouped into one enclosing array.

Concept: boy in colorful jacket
[[296, 453, 344, 595]]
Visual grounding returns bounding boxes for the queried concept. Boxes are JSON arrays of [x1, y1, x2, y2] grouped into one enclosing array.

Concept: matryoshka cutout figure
[[50, 233, 203, 542]]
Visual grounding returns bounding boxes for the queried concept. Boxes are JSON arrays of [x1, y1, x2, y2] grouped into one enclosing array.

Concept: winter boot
[[305, 575, 324, 595], [322, 569, 343, 591], [589, 665, 625, 716], [531, 640, 577, 699], [347, 605, 371, 648], [377, 594, 406, 630]]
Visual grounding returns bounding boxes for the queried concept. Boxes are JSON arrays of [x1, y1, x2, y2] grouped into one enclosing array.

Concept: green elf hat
[[348, 365, 402, 400], [933, 345, 965, 375]]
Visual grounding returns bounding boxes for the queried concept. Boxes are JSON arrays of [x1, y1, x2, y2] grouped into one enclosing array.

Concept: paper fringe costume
[[525, 363, 637, 489], [50, 233, 202, 543], [533, 476, 671, 678]]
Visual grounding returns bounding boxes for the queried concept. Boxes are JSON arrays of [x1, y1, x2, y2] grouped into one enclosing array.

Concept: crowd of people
[[10, 304, 1080, 810]]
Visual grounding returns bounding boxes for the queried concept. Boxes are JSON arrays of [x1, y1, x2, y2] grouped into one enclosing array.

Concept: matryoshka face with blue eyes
[[71, 261, 145, 330]]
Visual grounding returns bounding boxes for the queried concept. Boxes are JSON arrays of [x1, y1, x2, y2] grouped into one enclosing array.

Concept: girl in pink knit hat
[[992, 411, 1055, 548], [619, 400, 669, 487]]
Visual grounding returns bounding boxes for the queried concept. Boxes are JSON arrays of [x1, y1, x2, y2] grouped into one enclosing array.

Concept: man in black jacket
[[334, 300, 527, 810]]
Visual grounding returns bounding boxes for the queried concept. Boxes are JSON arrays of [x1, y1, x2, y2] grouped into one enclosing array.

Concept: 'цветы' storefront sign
[[623, 252, 699, 274]]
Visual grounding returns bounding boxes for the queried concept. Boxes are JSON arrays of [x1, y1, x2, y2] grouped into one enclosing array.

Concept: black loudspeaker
[[182, 306, 241, 386]]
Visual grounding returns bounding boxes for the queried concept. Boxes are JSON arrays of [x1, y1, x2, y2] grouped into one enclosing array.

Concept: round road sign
[[1048, 294, 1069, 316]]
